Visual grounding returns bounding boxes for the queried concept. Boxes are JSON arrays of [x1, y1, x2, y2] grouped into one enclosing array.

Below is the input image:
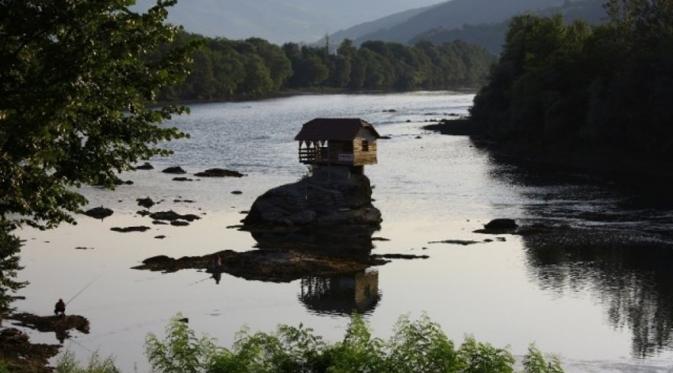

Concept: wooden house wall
[[352, 128, 378, 166]]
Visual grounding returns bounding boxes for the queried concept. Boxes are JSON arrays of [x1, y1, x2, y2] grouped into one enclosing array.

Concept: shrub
[[54, 351, 119, 373], [148, 314, 564, 373], [22, 317, 565, 373], [146, 314, 218, 373], [522, 345, 563, 373]]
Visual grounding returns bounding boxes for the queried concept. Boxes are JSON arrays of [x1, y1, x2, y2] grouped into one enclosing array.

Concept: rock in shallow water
[[134, 162, 154, 170], [0, 327, 60, 372], [195, 168, 244, 178], [133, 249, 387, 282], [10, 313, 89, 335], [83, 207, 113, 220], [137, 197, 155, 209], [484, 219, 518, 230], [150, 210, 200, 222], [110, 226, 150, 233], [474, 218, 519, 234], [162, 166, 186, 174]]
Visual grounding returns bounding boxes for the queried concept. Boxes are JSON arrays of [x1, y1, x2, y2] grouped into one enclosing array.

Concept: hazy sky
[[134, 0, 444, 43]]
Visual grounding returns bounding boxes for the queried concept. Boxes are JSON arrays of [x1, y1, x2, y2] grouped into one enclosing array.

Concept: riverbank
[[160, 87, 480, 106]]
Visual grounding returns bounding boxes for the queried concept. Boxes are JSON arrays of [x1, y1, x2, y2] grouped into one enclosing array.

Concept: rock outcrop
[[194, 168, 244, 178], [83, 207, 113, 220], [0, 328, 59, 373], [162, 166, 186, 174], [137, 197, 155, 209], [150, 210, 200, 222], [474, 218, 519, 234], [243, 168, 382, 228], [134, 162, 154, 170], [110, 226, 151, 233], [133, 249, 387, 283]]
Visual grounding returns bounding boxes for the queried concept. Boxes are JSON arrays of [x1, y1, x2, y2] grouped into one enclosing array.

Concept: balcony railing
[[299, 148, 355, 164]]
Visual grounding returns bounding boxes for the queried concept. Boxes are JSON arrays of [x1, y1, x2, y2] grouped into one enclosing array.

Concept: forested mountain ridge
[[412, 0, 606, 54], [321, 4, 440, 50], [345, 0, 564, 44], [162, 33, 495, 102], [132, 0, 441, 43]]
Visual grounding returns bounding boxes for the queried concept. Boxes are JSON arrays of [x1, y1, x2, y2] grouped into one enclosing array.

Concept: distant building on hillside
[[295, 118, 381, 175]]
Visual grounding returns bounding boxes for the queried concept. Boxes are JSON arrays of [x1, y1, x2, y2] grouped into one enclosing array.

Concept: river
[[13, 92, 673, 372]]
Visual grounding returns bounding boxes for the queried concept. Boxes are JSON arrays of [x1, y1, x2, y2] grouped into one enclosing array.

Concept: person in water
[[54, 298, 66, 316]]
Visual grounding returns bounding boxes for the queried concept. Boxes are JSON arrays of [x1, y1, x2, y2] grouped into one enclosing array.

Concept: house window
[[362, 140, 369, 152]]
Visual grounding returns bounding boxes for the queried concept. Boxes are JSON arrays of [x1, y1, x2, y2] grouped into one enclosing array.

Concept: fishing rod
[[188, 275, 215, 286], [66, 274, 103, 306]]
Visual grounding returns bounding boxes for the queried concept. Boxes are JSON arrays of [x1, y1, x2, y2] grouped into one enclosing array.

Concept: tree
[[239, 54, 274, 97], [337, 39, 357, 60], [246, 38, 292, 91], [0, 224, 23, 316], [332, 56, 352, 88], [185, 49, 217, 100], [0, 0, 196, 230], [470, 0, 673, 162]]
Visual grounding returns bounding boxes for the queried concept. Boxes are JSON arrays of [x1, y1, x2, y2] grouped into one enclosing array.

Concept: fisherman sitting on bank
[[54, 298, 66, 317]]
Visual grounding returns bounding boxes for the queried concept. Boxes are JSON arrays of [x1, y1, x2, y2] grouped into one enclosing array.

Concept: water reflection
[[299, 270, 381, 316], [247, 214, 382, 315], [524, 232, 673, 358], [486, 155, 673, 358], [249, 225, 378, 259]]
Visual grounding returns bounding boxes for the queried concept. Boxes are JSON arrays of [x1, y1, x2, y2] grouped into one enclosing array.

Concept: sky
[[133, 0, 445, 43]]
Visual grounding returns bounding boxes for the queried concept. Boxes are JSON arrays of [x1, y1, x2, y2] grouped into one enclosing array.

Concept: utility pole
[[324, 33, 330, 55]]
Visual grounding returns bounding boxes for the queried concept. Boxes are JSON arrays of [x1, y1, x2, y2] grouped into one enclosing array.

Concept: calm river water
[[14, 92, 673, 372]]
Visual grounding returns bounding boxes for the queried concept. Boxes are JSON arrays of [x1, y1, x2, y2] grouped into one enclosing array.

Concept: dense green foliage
[[0, 223, 24, 316], [55, 352, 120, 373], [146, 314, 218, 373], [162, 35, 494, 101], [470, 0, 673, 161], [0, 0, 195, 230], [145, 314, 563, 373]]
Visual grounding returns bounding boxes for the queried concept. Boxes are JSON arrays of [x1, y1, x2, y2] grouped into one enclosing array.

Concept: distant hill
[[323, 4, 439, 48], [350, 0, 565, 44], [132, 0, 441, 44], [412, 0, 607, 54]]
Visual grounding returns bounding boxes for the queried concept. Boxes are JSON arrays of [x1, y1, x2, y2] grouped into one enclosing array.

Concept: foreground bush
[[54, 351, 119, 373], [146, 314, 563, 373]]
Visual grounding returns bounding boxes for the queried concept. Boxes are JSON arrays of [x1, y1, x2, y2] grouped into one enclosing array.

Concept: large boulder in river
[[484, 218, 518, 230], [243, 168, 381, 228], [474, 218, 519, 234]]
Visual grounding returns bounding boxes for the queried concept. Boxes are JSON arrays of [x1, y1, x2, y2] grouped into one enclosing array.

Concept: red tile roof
[[295, 118, 381, 141]]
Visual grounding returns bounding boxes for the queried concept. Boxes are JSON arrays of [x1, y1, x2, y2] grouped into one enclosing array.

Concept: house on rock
[[295, 118, 381, 175]]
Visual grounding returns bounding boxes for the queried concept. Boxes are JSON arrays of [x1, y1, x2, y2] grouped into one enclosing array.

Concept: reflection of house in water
[[299, 269, 381, 315]]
